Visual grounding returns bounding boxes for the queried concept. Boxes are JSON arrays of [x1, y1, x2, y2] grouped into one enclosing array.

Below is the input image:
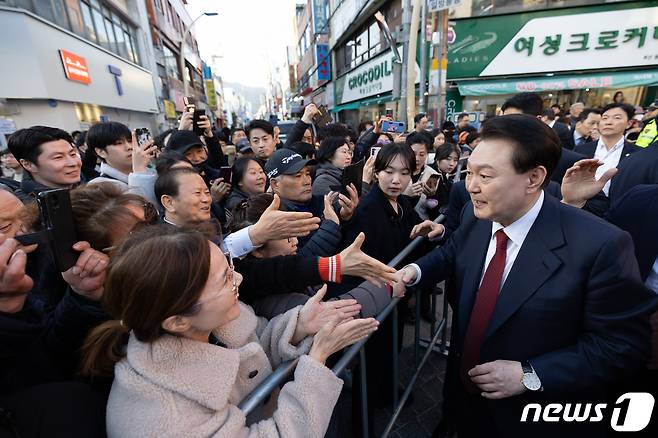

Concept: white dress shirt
[[408, 191, 545, 286], [164, 216, 256, 259], [593, 136, 625, 196]]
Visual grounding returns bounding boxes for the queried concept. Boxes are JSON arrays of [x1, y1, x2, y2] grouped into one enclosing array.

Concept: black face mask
[[193, 161, 207, 173]]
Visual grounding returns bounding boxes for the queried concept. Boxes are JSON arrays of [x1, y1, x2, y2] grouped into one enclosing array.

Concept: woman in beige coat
[[82, 225, 379, 438]]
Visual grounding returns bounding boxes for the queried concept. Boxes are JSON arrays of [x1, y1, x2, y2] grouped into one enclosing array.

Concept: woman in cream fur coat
[[82, 225, 379, 438]]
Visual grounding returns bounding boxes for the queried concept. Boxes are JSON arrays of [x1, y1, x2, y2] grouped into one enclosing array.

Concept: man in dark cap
[[165, 130, 220, 186], [265, 148, 353, 257]]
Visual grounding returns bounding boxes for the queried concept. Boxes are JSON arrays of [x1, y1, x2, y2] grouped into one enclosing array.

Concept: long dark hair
[[81, 225, 211, 376]]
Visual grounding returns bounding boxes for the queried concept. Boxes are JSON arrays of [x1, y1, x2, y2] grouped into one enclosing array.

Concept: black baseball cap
[[236, 138, 252, 154], [264, 148, 316, 179], [165, 130, 204, 155]]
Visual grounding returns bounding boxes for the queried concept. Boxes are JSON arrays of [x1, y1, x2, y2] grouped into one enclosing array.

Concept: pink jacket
[[107, 304, 343, 437]]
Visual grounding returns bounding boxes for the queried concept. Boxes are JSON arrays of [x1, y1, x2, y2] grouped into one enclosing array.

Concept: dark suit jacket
[[574, 139, 642, 161], [551, 147, 586, 184], [606, 184, 658, 282], [551, 121, 572, 150], [414, 195, 656, 435], [608, 144, 658, 204]]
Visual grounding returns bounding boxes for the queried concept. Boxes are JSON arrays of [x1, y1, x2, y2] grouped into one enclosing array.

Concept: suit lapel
[[457, 220, 493, 339], [483, 196, 566, 343], [620, 141, 638, 162]]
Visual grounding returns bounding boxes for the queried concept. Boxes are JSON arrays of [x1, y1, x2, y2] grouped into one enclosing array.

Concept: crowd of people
[[0, 91, 657, 437]]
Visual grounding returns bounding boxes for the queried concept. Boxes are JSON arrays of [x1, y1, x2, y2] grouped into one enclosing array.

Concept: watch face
[[523, 373, 542, 391]]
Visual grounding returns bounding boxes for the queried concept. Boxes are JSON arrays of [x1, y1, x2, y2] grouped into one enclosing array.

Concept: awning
[[332, 93, 397, 112], [457, 70, 658, 97]]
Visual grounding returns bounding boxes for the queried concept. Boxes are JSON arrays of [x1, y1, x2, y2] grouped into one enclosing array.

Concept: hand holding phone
[[370, 146, 381, 158], [193, 109, 207, 136], [382, 120, 405, 134], [135, 128, 152, 147], [36, 189, 78, 272]]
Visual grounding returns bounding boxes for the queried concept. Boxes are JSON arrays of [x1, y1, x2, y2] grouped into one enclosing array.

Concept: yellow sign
[[205, 79, 217, 109], [164, 99, 177, 119]]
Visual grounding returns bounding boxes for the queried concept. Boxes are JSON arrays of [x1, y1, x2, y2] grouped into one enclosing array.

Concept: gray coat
[[107, 304, 342, 438], [312, 162, 342, 198]]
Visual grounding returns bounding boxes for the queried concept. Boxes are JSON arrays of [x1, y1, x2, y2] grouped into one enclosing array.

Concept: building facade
[[447, 0, 658, 119], [0, 0, 159, 133], [144, 0, 208, 130]]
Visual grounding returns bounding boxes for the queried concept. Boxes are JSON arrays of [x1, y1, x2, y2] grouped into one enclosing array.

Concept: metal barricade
[[238, 215, 449, 437]]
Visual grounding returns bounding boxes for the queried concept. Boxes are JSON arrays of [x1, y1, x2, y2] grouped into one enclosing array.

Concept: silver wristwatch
[[521, 361, 542, 391]]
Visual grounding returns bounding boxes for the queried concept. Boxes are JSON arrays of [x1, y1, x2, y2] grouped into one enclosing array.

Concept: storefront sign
[[108, 65, 123, 96], [316, 44, 331, 81], [448, 1, 658, 79], [164, 99, 177, 119], [457, 70, 658, 96], [312, 0, 328, 34], [429, 0, 463, 13], [334, 45, 419, 105], [59, 49, 91, 84], [204, 79, 217, 109]]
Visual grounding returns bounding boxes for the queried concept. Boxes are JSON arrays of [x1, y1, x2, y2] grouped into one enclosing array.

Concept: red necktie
[[460, 229, 509, 393]]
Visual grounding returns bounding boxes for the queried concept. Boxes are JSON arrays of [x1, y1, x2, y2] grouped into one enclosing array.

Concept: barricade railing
[[238, 215, 449, 437]]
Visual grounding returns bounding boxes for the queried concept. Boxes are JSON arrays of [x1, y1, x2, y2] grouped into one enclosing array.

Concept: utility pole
[[406, 0, 422, 127], [418, 0, 428, 113], [428, 8, 449, 126], [398, 0, 411, 126]]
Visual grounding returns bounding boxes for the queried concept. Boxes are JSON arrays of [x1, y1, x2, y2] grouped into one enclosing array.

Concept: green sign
[[457, 70, 658, 96], [448, 1, 658, 79]]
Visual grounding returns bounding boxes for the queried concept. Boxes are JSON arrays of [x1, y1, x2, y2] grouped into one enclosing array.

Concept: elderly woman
[[82, 225, 378, 437], [311, 136, 353, 198]]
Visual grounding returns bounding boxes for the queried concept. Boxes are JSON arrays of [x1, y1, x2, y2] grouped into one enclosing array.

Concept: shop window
[[164, 44, 181, 80], [33, 0, 56, 24], [79, 1, 97, 42], [104, 16, 118, 53], [113, 20, 128, 58], [91, 7, 110, 50], [51, 0, 71, 30], [65, 0, 85, 35]]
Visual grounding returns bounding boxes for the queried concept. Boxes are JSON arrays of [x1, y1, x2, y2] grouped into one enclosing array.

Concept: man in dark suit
[[609, 143, 658, 203], [395, 115, 656, 437], [540, 109, 572, 150], [574, 103, 642, 196], [565, 108, 601, 150]]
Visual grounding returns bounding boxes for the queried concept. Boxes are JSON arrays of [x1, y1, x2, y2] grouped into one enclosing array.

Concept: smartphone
[[36, 189, 78, 272], [370, 146, 381, 158], [14, 232, 43, 246], [385, 109, 394, 117], [426, 174, 440, 185], [312, 105, 332, 128], [135, 128, 151, 147], [183, 96, 194, 108], [192, 109, 206, 136], [382, 120, 405, 133], [341, 159, 364, 197], [218, 166, 233, 183]]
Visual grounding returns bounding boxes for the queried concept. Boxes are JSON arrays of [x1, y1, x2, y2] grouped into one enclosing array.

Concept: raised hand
[[338, 184, 359, 221], [561, 158, 618, 208], [308, 314, 379, 364], [323, 192, 340, 225], [339, 232, 397, 286], [61, 242, 109, 301], [294, 285, 362, 344], [249, 194, 321, 246]]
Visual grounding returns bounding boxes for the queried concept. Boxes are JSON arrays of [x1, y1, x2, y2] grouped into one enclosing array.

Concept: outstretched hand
[[339, 232, 397, 286]]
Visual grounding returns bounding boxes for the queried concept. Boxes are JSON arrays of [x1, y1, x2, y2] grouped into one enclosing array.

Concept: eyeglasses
[[192, 251, 238, 308]]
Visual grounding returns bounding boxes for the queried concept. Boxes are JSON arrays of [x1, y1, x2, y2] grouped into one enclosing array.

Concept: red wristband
[[318, 255, 342, 283]]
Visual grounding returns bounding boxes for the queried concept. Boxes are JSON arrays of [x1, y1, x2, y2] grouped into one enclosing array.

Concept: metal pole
[[399, 0, 412, 125], [406, 0, 422, 127], [359, 347, 369, 438], [418, 0, 428, 112], [438, 10, 449, 124], [392, 305, 399, 409], [414, 287, 421, 368]]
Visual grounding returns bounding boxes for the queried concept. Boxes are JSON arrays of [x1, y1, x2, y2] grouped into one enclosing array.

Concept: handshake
[[390, 265, 420, 298]]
